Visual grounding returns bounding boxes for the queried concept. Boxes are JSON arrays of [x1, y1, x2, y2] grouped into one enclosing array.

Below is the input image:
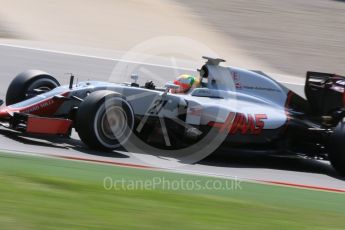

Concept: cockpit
[[124, 56, 235, 95]]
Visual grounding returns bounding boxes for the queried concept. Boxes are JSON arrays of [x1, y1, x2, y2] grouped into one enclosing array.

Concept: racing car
[[1, 56, 345, 175]]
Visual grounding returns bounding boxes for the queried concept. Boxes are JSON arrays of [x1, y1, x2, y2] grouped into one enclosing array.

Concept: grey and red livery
[[1, 57, 345, 175]]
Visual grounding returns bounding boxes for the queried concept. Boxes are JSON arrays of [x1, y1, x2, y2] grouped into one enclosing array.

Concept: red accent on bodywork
[[19, 92, 69, 116], [253, 114, 267, 135], [208, 112, 235, 132], [230, 113, 245, 134], [208, 113, 267, 135], [0, 92, 69, 120], [246, 114, 256, 134], [26, 117, 72, 135], [0, 108, 9, 119]]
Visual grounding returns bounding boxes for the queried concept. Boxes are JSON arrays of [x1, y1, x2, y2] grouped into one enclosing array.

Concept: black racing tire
[[328, 121, 345, 176], [75, 90, 134, 151], [6, 70, 60, 105]]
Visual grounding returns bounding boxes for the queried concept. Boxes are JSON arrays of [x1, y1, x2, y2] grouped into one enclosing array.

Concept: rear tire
[[328, 121, 345, 176], [75, 90, 134, 151], [6, 70, 60, 105]]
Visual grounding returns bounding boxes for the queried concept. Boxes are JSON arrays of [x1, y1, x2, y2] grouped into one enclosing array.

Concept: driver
[[170, 74, 201, 94]]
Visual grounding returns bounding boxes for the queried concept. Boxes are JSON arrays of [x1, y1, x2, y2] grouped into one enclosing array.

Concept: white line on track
[[0, 43, 193, 71], [0, 43, 304, 86]]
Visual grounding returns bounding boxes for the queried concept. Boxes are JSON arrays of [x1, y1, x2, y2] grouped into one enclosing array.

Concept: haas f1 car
[[1, 57, 345, 175]]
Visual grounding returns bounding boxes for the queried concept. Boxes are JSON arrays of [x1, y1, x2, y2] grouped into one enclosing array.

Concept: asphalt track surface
[[1, 44, 345, 192]]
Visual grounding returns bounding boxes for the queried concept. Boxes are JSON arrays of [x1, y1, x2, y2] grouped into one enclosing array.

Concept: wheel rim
[[100, 106, 128, 140]]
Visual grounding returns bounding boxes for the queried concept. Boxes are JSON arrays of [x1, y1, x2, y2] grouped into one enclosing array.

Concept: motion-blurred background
[[0, 0, 344, 75], [1, 2, 345, 229]]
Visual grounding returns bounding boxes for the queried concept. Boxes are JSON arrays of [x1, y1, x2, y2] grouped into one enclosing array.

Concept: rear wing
[[305, 71, 345, 115]]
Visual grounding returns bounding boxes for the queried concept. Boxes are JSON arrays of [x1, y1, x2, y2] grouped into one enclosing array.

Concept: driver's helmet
[[171, 74, 200, 94]]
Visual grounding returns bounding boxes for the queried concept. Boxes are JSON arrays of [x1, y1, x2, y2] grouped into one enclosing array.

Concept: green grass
[[0, 153, 345, 230]]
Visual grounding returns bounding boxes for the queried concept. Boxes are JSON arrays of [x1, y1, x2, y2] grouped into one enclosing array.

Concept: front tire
[[75, 90, 134, 151], [6, 70, 60, 105], [328, 121, 345, 176]]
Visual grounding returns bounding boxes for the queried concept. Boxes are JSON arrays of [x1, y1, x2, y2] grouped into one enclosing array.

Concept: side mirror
[[162, 82, 180, 97], [0, 99, 3, 106], [53, 95, 70, 101], [130, 74, 140, 87], [131, 74, 139, 82], [164, 82, 180, 91]]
